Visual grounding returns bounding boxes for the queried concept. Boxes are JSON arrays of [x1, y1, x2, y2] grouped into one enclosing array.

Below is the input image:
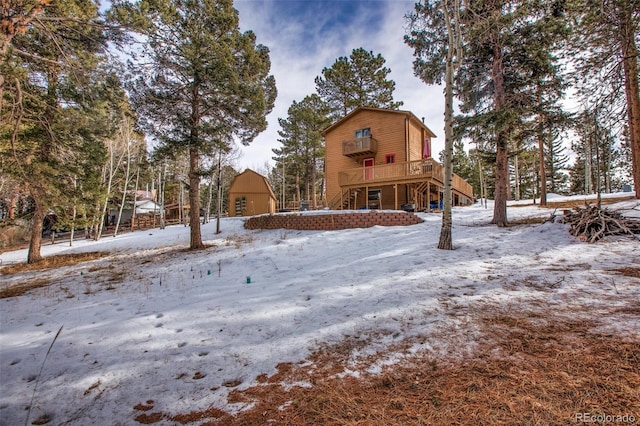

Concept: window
[[354, 128, 371, 138], [385, 154, 395, 164]]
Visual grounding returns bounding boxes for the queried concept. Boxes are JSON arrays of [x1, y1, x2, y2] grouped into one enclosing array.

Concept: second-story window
[[385, 154, 395, 164], [355, 128, 371, 138]]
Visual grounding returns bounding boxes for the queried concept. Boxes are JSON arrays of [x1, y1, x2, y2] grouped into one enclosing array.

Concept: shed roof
[[229, 169, 277, 200]]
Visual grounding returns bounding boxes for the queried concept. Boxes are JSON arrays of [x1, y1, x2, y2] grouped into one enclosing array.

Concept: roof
[[230, 169, 277, 200], [321, 106, 438, 138], [133, 200, 163, 214]]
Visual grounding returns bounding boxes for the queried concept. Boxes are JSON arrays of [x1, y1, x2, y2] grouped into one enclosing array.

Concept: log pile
[[561, 205, 640, 243]]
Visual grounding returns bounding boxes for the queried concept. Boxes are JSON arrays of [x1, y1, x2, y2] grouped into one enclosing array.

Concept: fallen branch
[[561, 205, 640, 243]]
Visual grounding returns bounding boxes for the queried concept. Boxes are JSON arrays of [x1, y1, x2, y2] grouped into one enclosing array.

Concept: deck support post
[[394, 184, 398, 210], [365, 186, 369, 209]]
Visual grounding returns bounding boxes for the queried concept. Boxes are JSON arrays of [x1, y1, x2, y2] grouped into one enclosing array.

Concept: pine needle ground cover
[[143, 300, 640, 426], [1, 198, 638, 425]]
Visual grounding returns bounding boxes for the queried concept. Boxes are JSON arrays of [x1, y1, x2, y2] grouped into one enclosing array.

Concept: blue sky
[[233, 0, 446, 171]]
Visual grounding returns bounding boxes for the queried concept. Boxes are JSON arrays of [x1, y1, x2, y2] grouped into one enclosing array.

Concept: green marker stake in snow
[[207, 270, 211, 275], [246, 276, 251, 284]]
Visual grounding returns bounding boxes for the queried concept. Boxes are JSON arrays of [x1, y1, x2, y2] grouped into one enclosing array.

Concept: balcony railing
[[342, 136, 377, 157], [337, 159, 474, 199]]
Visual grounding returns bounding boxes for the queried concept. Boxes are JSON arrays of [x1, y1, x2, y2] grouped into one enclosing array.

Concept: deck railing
[[337, 159, 473, 199], [342, 136, 378, 157]]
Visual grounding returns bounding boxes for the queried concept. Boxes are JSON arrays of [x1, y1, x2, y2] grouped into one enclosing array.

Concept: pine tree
[[455, 0, 569, 225], [1, 0, 112, 263], [272, 94, 330, 209], [568, 0, 640, 198], [315, 47, 403, 119], [571, 109, 620, 197], [116, 0, 276, 248], [545, 132, 570, 195]]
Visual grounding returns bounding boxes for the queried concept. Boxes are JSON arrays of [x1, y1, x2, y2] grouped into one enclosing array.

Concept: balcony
[[337, 159, 474, 200], [342, 136, 377, 158]]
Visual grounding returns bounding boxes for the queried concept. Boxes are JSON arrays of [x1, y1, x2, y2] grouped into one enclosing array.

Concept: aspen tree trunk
[[159, 165, 167, 230], [216, 148, 223, 234], [205, 174, 214, 224], [296, 172, 301, 209], [312, 156, 318, 209], [438, 0, 462, 250], [69, 177, 77, 246], [131, 165, 139, 230], [114, 134, 132, 237], [97, 164, 114, 241], [514, 155, 520, 202]]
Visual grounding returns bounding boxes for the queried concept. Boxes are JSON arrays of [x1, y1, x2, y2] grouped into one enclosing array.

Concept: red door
[[363, 158, 374, 180]]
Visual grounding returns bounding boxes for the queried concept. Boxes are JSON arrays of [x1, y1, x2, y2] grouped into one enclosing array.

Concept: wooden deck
[[337, 159, 474, 200]]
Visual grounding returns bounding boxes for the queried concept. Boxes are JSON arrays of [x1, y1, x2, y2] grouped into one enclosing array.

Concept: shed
[[228, 169, 276, 217]]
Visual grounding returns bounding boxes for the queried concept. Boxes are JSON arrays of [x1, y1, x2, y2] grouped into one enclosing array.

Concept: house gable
[[324, 107, 439, 208]]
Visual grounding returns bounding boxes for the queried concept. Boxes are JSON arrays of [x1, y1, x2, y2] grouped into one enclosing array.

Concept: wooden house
[[228, 169, 277, 217], [323, 107, 474, 211]]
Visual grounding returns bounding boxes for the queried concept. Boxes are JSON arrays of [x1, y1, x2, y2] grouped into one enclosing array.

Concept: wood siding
[[326, 109, 410, 207], [324, 107, 472, 211], [228, 169, 276, 217]]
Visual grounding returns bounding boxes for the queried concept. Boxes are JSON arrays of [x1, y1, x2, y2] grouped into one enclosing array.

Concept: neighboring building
[[118, 199, 164, 225], [228, 169, 277, 217], [323, 107, 474, 211]]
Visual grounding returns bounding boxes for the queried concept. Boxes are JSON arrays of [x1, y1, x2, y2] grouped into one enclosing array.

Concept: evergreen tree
[[568, 0, 640, 198], [451, 140, 475, 185], [272, 94, 330, 209], [570, 109, 620, 196], [1, 0, 112, 263], [315, 47, 403, 119], [407, 0, 568, 227], [545, 132, 570, 194], [455, 0, 569, 225], [115, 0, 276, 248]]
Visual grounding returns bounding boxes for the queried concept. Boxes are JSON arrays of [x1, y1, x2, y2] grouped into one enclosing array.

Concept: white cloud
[[234, 0, 447, 171]]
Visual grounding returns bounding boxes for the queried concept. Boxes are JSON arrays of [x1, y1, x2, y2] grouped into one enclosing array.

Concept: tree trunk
[[437, 0, 461, 249], [538, 119, 548, 206], [620, 5, 640, 198], [27, 191, 45, 263], [69, 176, 77, 246], [536, 88, 548, 205], [493, 136, 509, 227], [115, 136, 132, 237], [205, 174, 214, 225], [188, 146, 203, 248], [491, 40, 508, 226], [311, 156, 317, 209], [96, 171, 112, 241], [296, 172, 301, 209], [514, 154, 520, 201], [216, 148, 222, 234], [131, 165, 139, 230]]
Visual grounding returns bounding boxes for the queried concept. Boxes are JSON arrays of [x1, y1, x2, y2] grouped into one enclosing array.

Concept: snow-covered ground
[[1, 195, 638, 425]]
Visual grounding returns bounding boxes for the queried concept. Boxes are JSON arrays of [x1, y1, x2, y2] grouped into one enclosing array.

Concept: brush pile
[[562, 205, 640, 242]]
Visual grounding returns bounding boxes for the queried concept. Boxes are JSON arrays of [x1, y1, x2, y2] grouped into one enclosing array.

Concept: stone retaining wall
[[244, 211, 424, 231]]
